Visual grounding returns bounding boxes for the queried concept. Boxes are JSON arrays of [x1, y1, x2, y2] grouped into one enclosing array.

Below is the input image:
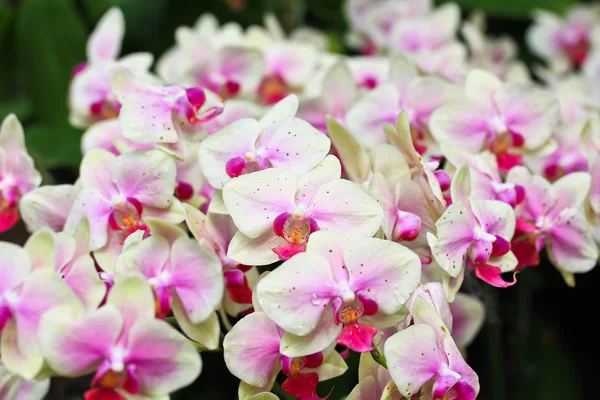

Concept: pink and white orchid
[[185, 204, 255, 314], [110, 67, 224, 159], [430, 69, 559, 172], [115, 219, 224, 349], [257, 231, 421, 354], [199, 95, 330, 189], [347, 56, 454, 152], [223, 155, 383, 264], [39, 275, 201, 399], [507, 166, 597, 286], [526, 6, 600, 72], [24, 219, 106, 311], [64, 149, 183, 266], [0, 242, 82, 379], [0, 114, 41, 233], [427, 164, 518, 299], [69, 8, 153, 128], [224, 311, 347, 400], [384, 297, 480, 400]]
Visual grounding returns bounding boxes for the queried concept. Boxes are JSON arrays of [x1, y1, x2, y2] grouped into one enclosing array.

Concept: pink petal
[[548, 210, 598, 274], [87, 8, 124, 62], [384, 324, 443, 399], [0, 208, 19, 233], [19, 185, 76, 233], [170, 237, 224, 323], [39, 305, 122, 376], [337, 322, 378, 352], [308, 180, 383, 239], [0, 243, 30, 294], [223, 312, 281, 387], [345, 238, 421, 315], [106, 275, 155, 336], [125, 319, 201, 396], [257, 252, 340, 336], [281, 372, 326, 400], [112, 150, 177, 209], [474, 264, 518, 288]]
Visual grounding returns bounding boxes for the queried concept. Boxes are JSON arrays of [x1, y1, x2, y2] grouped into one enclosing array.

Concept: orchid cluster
[[1, 1, 599, 399]]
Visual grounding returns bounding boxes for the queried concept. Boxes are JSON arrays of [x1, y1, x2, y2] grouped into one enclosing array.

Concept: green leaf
[[444, 0, 575, 18], [16, 0, 86, 124], [26, 123, 82, 168], [0, 98, 32, 122]]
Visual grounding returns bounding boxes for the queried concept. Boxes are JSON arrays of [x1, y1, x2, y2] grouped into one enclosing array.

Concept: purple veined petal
[[112, 150, 177, 209], [198, 118, 261, 189], [255, 95, 298, 145], [223, 168, 297, 238], [257, 252, 340, 336], [384, 324, 443, 399], [223, 312, 281, 388], [86, 8, 124, 63], [294, 155, 342, 209], [307, 179, 383, 239], [169, 237, 224, 323], [39, 305, 122, 376], [125, 318, 201, 396], [344, 238, 421, 316]]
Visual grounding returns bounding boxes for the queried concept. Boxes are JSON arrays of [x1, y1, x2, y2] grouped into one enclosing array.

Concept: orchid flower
[[223, 155, 383, 264], [441, 145, 525, 207], [526, 6, 600, 72], [0, 114, 41, 233], [224, 311, 347, 400], [81, 119, 154, 156], [185, 204, 255, 314], [346, 56, 454, 151], [0, 242, 82, 379], [399, 282, 453, 331], [198, 95, 330, 189], [384, 297, 480, 400], [110, 67, 224, 159], [347, 57, 391, 91], [64, 149, 183, 267], [202, 99, 263, 135], [430, 69, 560, 172], [257, 231, 421, 354], [39, 275, 201, 399], [115, 219, 223, 349], [69, 8, 153, 128], [551, 75, 600, 125], [427, 164, 518, 300], [0, 361, 49, 400], [24, 218, 106, 311], [507, 166, 597, 286], [297, 62, 360, 132]]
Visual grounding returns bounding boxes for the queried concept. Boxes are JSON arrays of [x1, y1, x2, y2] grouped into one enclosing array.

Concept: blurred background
[[0, 0, 597, 399]]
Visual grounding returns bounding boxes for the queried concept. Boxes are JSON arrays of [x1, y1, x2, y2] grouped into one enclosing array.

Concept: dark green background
[[0, 0, 596, 399]]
